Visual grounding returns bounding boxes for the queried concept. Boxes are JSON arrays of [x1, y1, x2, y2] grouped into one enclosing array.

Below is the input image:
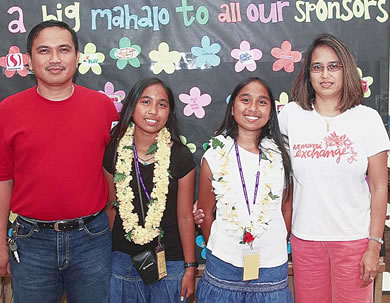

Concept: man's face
[[27, 26, 79, 89]]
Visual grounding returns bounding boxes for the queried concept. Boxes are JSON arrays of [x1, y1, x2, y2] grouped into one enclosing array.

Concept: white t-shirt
[[203, 136, 288, 268], [278, 102, 390, 241]]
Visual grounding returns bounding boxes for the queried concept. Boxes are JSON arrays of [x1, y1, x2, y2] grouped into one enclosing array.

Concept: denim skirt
[[196, 249, 293, 303], [110, 251, 185, 303]]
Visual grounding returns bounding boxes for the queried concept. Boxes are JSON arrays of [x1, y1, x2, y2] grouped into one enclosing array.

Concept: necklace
[[137, 155, 155, 165], [321, 116, 335, 132], [314, 104, 338, 132], [114, 125, 171, 245]]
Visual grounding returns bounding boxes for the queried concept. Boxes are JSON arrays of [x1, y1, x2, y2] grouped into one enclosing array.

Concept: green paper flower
[[110, 37, 141, 70], [78, 43, 105, 75]]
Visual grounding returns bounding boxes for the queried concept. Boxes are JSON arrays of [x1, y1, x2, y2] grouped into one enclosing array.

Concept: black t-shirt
[[103, 141, 195, 260]]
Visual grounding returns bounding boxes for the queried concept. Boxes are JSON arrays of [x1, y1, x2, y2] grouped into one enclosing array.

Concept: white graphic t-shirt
[[279, 102, 390, 241]]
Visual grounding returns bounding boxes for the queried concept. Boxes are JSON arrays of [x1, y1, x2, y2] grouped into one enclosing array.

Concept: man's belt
[[18, 209, 104, 232]]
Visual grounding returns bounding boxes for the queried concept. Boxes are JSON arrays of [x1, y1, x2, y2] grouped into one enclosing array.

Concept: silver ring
[[370, 276, 375, 281]]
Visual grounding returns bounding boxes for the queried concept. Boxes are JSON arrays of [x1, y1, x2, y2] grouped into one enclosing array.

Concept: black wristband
[[184, 261, 198, 268]]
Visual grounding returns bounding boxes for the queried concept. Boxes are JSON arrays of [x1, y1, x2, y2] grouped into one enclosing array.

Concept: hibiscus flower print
[[0, 46, 28, 78], [179, 87, 211, 118], [271, 41, 302, 73], [231, 41, 262, 72]]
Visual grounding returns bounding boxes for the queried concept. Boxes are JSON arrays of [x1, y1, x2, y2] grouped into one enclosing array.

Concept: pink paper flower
[[179, 87, 211, 119], [271, 41, 302, 73], [231, 41, 262, 72], [99, 82, 125, 112], [0, 46, 28, 78]]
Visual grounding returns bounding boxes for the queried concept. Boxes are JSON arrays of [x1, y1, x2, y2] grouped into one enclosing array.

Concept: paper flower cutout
[[202, 142, 209, 151], [226, 95, 231, 104], [357, 67, 373, 98], [99, 82, 126, 112], [271, 41, 302, 73], [180, 135, 197, 153], [0, 46, 28, 78], [179, 87, 211, 119], [231, 41, 262, 72], [196, 235, 207, 259], [78, 43, 105, 75], [276, 92, 289, 113], [149, 42, 181, 74], [191, 36, 221, 68], [110, 37, 141, 70]]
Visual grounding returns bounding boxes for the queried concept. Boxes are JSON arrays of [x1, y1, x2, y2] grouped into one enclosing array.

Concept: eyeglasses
[[310, 62, 343, 73]]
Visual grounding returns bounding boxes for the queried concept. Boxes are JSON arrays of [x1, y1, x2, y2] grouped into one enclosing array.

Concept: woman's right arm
[[197, 159, 216, 244], [103, 167, 117, 230]]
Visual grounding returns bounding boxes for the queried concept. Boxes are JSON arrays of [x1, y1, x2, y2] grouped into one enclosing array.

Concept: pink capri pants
[[291, 235, 373, 303]]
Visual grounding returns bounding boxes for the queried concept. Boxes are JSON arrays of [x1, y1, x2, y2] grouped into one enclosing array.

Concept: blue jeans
[[110, 251, 186, 303], [9, 211, 112, 303]]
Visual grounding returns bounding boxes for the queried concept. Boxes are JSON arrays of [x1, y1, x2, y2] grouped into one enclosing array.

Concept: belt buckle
[[53, 221, 67, 232]]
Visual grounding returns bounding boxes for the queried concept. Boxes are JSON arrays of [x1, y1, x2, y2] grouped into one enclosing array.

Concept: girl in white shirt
[[196, 77, 293, 303]]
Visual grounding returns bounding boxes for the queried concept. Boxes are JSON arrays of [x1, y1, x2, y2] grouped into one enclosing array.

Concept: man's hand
[[0, 244, 10, 275]]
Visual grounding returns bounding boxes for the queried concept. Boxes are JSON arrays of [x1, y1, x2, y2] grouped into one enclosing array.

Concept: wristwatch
[[368, 236, 384, 245], [184, 261, 199, 268]]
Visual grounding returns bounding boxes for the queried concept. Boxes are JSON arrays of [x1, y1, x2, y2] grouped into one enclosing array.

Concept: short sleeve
[[278, 102, 291, 137], [0, 108, 13, 180], [365, 109, 390, 157], [103, 141, 117, 175], [171, 143, 195, 179]]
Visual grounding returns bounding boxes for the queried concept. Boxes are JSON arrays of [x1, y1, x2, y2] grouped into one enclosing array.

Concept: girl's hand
[[192, 201, 205, 227], [180, 268, 195, 301]]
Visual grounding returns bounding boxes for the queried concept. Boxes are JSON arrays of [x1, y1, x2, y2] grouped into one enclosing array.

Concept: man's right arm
[[0, 179, 13, 275]]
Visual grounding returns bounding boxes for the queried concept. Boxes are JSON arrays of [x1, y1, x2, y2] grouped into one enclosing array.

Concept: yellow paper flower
[[78, 43, 105, 75], [276, 92, 289, 113], [149, 42, 181, 74], [357, 67, 373, 98]]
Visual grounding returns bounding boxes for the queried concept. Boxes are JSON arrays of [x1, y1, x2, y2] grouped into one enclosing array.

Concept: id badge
[[155, 243, 167, 280], [242, 246, 259, 281]]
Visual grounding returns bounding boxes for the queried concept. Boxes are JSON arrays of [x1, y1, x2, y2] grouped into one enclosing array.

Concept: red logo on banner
[[0, 46, 28, 78], [6, 53, 24, 71], [361, 79, 368, 93]]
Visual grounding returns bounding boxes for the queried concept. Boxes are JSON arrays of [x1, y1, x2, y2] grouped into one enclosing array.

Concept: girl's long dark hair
[[108, 78, 181, 152], [216, 77, 292, 199]]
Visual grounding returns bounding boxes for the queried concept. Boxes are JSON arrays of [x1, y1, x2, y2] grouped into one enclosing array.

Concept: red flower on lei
[[243, 231, 255, 245]]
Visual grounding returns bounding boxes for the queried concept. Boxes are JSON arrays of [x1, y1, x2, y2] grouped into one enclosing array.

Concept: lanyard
[[234, 140, 262, 215], [133, 141, 151, 202]]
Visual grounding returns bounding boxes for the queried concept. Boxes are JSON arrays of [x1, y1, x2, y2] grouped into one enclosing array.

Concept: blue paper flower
[[191, 36, 221, 68], [196, 235, 207, 259]]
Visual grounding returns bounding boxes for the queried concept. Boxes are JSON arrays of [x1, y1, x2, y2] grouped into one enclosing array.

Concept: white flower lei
[[115, 125, 171, 245], [209, 135, 284, 242]]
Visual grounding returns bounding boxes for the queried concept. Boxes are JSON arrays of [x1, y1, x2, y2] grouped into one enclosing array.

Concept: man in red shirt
[[0, 21, 118, 303]]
